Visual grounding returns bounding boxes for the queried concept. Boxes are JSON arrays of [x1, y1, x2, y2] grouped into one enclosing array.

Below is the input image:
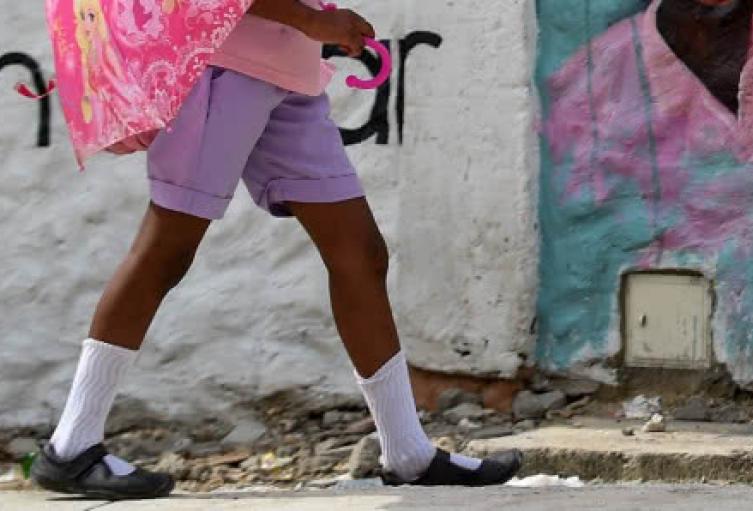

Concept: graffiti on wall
[[1, 31, 441, 149], [536, 0, 753, 383], [0, 52, 52, 147]]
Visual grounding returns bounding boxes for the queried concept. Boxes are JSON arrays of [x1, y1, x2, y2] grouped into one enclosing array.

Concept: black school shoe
[[381, 448, 523, 487], [31, 443, 174, 500]]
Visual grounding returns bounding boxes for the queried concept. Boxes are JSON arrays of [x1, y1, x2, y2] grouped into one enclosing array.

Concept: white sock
[[356, 351, 435, 481], [50, 338, 137, 476], [450, 452, 483, 471], [356, 350, 483, 481]]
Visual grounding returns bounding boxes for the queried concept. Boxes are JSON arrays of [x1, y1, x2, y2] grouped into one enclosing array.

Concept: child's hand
[[303, 9, 375, 57]]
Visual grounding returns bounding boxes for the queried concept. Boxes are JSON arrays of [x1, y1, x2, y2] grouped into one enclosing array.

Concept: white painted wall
[[0, 0, 537, 431]]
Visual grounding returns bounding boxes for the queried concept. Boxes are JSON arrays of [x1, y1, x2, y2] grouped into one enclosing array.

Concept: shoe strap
[[49, 443, 109, 479], [414, 448, 478, 486]]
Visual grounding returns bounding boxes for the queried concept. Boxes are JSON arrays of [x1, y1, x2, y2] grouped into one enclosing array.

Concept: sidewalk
[[6, 484, 753, 511], [4, 421, 753, 509], [467, 419, 753, 483]]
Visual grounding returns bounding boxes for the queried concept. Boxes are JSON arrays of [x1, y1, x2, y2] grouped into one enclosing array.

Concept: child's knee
[[132, 243, 198, 291], [326, 232, 389, 281]]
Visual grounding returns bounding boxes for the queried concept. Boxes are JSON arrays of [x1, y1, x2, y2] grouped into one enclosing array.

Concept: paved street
[[4, 484, 753, 511]]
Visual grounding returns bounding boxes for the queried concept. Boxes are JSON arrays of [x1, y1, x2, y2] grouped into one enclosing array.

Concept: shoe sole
[[383, 448, 524, 487], [32, 472, 175, 500]]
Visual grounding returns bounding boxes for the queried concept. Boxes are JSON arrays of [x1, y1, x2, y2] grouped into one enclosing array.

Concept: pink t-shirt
[[210, 0, 335, 96]]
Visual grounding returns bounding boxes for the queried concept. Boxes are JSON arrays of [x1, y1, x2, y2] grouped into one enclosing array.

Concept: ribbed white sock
[[356, 350, 483, 481], [356, 351, 435, 481], [449, 452, 483, 471], [356, 351, 482, 481], [50, 338, 137, 476]]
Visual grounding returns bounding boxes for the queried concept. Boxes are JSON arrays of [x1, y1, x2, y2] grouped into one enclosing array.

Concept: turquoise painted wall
[[535, 0, 753, 384]]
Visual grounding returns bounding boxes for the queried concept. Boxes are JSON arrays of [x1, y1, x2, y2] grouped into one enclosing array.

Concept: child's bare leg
[[43, 202, 208, 487], [90, 202, 211, 350], [289, 198, 520, 484], [288, 198, 399, 377]]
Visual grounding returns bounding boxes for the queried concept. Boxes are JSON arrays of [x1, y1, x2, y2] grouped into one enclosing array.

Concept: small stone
[[221, 420, 266, 447], [623, 395, 662, 420], [467, 425, 514, 440], [484, 412, 514, 425], [642, 413, 667, 433], [152, 453, 188, 477], [513, 390, 546, 419], [567, 396, 592, 411], [552, 379, 600, 398], [188, 464, 210, 481], [6, 438, 38, 460], [191, 442, 228, 458], [259, 452, 294, 472], [322, 411, 364, 428], [529, 373, 552, 393], [240, 455, 260, 470], [172, 437, 193, 455], [306, 476, 341, 489], [622, 427, 635, 437], [205, 450, 251, 467], [436, 388, 483, 412], [309, 441, 354, 473], [290, 392, 365, 416], [348, 434, 381, 479], [538, 390, 567, 411], [0, 464, 24, 488], [434, 436, 457, 452], [458, 418, 483, 430], [674, 396, 710, 422], [345, 417, 376, 435], [279, 419, 299, 433], [315, 438, 340, 455], [710, 404, 748, 424], [546, 408, 574, 420], [282, 433, 305, 444], [513, 419, 537, 433], [306, 456, 336, 474], [443, 403, 485, 424], [276, 444, 298, 458], [549, 396, 592, 419], [513, 390, 566, 420], [316, 445, 354, 467], [418, 410, 434, 424]]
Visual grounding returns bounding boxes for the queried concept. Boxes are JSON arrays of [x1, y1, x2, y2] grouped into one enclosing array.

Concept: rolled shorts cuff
[[260, 173, 366, 217], [149, 178, 232, 220]]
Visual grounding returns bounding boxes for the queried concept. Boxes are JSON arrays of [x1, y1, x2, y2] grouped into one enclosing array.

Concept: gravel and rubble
[[6, 379, 753, 493], [0, 387, 532, 493], [127, 389, 525, 493]]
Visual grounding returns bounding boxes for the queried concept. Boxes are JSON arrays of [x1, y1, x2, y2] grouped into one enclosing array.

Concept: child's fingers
[[349, 10, 375, 38], [359, 18, 376, 39], [344, 27, 366, 56], [343, 44, 362, 58]]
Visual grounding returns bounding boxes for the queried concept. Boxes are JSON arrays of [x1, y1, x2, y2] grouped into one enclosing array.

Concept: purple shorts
[[147, 67, 364, 219]]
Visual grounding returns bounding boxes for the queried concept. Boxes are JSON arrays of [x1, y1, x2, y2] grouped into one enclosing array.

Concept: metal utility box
[[623, 273, 712, 369]]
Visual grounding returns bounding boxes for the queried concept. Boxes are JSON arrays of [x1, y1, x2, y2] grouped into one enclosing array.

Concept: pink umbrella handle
[[318, 1, 391, 90], [346, 38, 392, 90]]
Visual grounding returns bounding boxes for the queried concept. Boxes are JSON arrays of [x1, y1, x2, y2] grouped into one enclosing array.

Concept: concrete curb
[[466, 425, 753, 483]]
